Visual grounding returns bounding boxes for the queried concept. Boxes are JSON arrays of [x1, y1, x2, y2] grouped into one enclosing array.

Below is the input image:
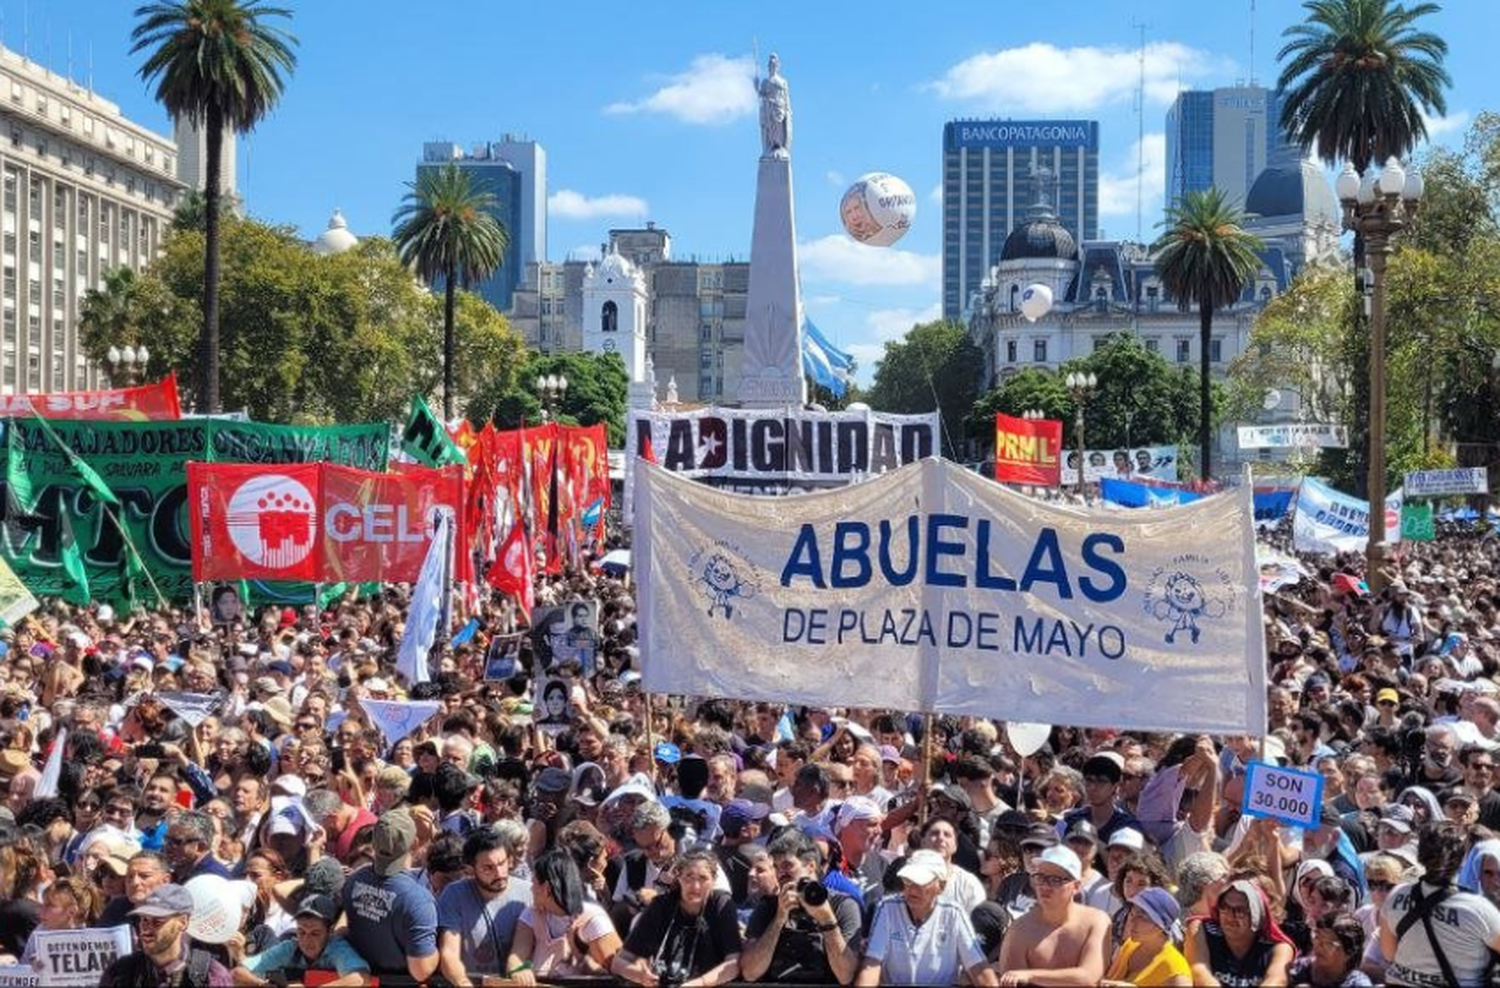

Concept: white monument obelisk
[[737, 53, 807, 408]]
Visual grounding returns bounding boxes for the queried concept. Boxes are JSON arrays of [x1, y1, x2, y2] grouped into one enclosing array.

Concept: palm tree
[[78, 267, 141, 360], [131, 0, 296, 413], [1277, 0, 1451, 173], [1153, 188, 1264, 482], [392, 164, 509, 419]]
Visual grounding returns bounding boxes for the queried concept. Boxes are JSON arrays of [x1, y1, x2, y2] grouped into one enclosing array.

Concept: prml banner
[[993, 413, 1061, 486], [0, 373, 183, 421], [636, 458, 1266, 734], [1059, 445, 1179, 485], [1293, 477, 1404, 555], [1405, 467, 1488, 498], [189, 461, 464, 584], [2, 419, 389, 602], [624, 406, 939, 510], [1237, 424, 1348, 449]]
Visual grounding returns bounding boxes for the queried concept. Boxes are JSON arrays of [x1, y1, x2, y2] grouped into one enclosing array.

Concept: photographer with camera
[[741, 830, 863, 984], [611, 849, 742, 987]]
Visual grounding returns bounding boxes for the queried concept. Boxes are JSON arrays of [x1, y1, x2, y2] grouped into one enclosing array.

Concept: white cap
[[1034, 845, 1082, 880], [270, 776, 307, 799], [1108, 828, 1146, 851], [897, 849, 948, 886]]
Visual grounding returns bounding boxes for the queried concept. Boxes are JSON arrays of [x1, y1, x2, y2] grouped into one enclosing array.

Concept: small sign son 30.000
[[1241, 759, 1325, 829]]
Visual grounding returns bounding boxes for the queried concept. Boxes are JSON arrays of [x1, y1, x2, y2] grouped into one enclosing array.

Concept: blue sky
[[14, 0, 1493, 385]]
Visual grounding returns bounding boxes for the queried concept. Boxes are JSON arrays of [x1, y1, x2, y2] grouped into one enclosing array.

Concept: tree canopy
[[469, 351, 630, 447], [864, 319, 982, 459]]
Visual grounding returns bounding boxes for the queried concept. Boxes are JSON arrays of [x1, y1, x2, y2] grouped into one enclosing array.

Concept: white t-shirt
[[520, 901, 615, 977], [941, 865, 987, 915], [1382, 880, 1500, 987], [864, 895, 986, 985]]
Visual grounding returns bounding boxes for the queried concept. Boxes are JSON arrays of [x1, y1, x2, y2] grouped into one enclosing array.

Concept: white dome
[[313, 208, 359, 256], [591, 244, 637, 285]]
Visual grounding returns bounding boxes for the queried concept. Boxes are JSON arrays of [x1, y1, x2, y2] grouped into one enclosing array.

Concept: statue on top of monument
[[757, 53, 791, 157]]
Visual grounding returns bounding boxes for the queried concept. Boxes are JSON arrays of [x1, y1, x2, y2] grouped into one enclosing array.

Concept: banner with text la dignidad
[[1293, 476, 1404, 555], [624, 407, 938, 515], [189, 461, 464, 584], [636, 458, 1266, 733], [2, 419, 388, 602]]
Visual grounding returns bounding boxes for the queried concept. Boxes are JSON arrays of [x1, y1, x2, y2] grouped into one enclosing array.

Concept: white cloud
[[567, 244, 602, 262], [1098, 132, 1167, 223], [805, 293, 842, 307], [798, 235, 940, 288], [1420, 108, 1471, 140], [866, 302, 944, 341], [604, 54, 756, 124], [547, 189, 648, 221], [929, 183, 943, 206], [928, 41, 1223, 113], [826, 170, 846, 188]]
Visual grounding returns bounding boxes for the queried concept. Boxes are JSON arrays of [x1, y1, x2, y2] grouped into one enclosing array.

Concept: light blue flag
[[396, 511, 452, 686], [801, 318, 854, 397], [361, 698, 442, 744]]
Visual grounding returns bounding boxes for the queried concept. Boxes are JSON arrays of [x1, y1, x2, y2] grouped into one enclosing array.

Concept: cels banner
[[993, 413, 1061, 486], [0, 373, 183, 420], [189, 462, 464, 584], [636, 458, 1266, 734]]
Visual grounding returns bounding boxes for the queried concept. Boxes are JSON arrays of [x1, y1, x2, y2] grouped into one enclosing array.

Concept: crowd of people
[[2, 519, 1500, 987]]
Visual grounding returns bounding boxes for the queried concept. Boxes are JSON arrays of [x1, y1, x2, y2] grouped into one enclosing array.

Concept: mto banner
[[189, 461, 464, 583], [993, 413, 1061, 486], [1404, 466, 1488, 498], [635, 458, 1266, 734], [0, 372, 183, 420]]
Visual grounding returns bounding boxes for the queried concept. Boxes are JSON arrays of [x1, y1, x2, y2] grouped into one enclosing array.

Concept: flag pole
[[105, 506, 167, 610]]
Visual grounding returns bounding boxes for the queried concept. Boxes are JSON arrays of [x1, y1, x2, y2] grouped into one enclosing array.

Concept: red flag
[[993, 413, 1063, 486], [0, 372, 183, 420]]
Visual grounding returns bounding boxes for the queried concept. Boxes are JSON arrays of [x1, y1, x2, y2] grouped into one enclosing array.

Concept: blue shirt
[[342, 866, 438, 976], [241, 935, 369, 978], [435, 876, 532, 977]]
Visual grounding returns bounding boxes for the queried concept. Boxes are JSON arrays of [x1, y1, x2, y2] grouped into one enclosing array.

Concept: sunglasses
[[1028, 871, 1073, 889], [1368, 880, 1394, 892], [75, 802, 101, 812], [163, 835, 199, 847]]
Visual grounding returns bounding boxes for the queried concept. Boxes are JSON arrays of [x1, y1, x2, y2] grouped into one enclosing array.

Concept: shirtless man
[[996, 845, 1110, 987]]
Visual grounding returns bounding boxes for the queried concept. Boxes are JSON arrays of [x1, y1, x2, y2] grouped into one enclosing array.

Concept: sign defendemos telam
[[1241, 759, 1325, 829], [1236, 424, 1348, 449], [1293, 477, 1404, 555], [1404, 466, 1488, 498], [624, 406, 938, 505], [636, 458, 1266, 734]]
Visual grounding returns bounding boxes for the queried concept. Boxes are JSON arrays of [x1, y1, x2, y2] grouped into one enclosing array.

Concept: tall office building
[[1165, 85, 1303, 210], [942, 120, 1099, 320], [417, 136, 546, 312], [173, 115, 236, 201], [0, 45, 183, 394]]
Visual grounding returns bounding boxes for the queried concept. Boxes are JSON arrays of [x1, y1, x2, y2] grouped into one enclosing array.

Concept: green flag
[[29, 413, 119, 506], [1401, 501, 1435, 542], [57, 508, 90, 606], [401, 395, 467, 467]]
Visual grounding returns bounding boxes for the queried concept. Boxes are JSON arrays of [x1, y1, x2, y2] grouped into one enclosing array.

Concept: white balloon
[[1020, 283, 1054, 322], [184, 874, 243, 944], [840, 172, 917, 247], [1007, 722, 1052, 757]]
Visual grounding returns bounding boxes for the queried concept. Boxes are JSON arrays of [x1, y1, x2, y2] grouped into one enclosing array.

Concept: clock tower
[[581, 244, 649, 384]]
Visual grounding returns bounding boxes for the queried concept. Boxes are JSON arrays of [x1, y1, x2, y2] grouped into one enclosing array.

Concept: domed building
[[1242, 160, 1341, 273], [311, 209, 359, 256]]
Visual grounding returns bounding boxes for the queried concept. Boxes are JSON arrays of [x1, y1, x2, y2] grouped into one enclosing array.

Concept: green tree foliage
[[469, 351, 630, 446], [132, 0, 297, 412], [865, 320, 982, 458], [970, 334, 1209, 451], [1153, 188, 1264, 480], [97, 217, 525, 424], [392, 164, 510, 419]]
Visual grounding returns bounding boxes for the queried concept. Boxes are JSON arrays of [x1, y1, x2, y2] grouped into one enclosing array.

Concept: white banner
[[636, 459, 1266, 734], [1237, 424, 1348, 449], [155, 691, 222, 728], [624, 407, 939, 517], [1293, 477, 1403, 554], [1057, 445, 1179, 485], [360, 698, 442, 744], [1405, 467, 1488, 498], [29, 926, 131, 986]]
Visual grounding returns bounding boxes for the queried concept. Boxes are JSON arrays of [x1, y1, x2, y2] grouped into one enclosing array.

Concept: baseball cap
[[533, 766, 572, 795], [270, 776, 307, 800], [130, 883, 194, 918], [1033, 845, 1082, 881], [1020, 821, 1060, 848], [1379, 804, 1416, 834], [294, 893, 339, 924], [1108, 828, 1146, 851], [653, 742, 681, 764], [878, 745, 901, 764], [721, 798, 771, 837], [266, 660, 294, 677], [372, 811, 417, 877], [1064, 819, 1099, 847], [926, 782, 971, 809], [896, 849, 948, 886], [1129, 887, 1182, 934], [1377, 687, 1401, 705]]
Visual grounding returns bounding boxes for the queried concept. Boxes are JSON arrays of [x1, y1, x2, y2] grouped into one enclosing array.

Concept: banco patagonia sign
[[947, 120, 1098, 150], [636, 458, 1265, 734]]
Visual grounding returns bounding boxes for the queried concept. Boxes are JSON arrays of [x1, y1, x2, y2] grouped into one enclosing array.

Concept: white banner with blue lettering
[[636, 458, 1266, 734], [1293, 477, 1404, 555]]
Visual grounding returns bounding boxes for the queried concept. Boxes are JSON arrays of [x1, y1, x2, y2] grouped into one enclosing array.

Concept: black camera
[[797, 877, 829, 908], [655, 960, 689, 988]]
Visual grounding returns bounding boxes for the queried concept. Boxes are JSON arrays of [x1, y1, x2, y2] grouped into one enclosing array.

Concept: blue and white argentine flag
[[801, 317, 855, 397]]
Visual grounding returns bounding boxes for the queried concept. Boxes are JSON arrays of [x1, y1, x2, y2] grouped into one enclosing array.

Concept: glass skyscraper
[[941, 120, 1099, 321], [1165, 86, 1302, 212]]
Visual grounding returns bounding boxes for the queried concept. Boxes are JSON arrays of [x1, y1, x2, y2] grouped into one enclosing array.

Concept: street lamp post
[[105, 343, 150, 387], [1065, 371, 1098, 497], [534, 372, 569, 420], [1335, 157, 1423, 590]]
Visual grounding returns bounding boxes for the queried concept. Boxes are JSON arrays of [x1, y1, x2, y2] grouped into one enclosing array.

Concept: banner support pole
[[107, 506, 167, 610], [645, 692, 659, 787], [918, 711, 936, 825]]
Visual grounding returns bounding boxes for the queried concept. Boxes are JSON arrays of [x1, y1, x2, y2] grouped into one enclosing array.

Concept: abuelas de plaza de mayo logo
[[689, 540, 761, 620], [226, 474, 316, 570], [1142, 554, 1237, 645]]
